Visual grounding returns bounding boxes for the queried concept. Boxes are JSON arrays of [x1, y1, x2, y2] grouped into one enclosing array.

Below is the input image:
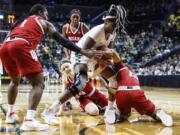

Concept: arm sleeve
[[52, 31, 81, 53], [113, 62, 124, 71]]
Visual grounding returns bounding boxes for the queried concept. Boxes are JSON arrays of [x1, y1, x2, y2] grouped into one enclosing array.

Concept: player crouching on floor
[[100, 49, 173, 127], [41, 59, 108, 125]]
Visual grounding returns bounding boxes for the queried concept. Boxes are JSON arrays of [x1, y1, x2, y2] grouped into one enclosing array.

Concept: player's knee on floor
[[85, 103, 99, 116], [69, 71, 88, 96]]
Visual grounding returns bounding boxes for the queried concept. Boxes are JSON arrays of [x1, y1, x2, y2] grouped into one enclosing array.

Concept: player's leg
[[20, 72, 49, 131], [115, 91, 131, 122], [7, 41, 49, 131], [41, 89, 73, 125], [5, 76, 21, 123], [133, 89, 173, 127], [79, 97, 99, 115], [85, 103, 99, 115], [69, 63, 89, 96], [42, 63, 89, 124], [88, 89, 108, 113], [0, 42, 20, 123]]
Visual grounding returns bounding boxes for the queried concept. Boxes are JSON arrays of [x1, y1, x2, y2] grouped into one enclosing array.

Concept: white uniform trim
[[118, 67, 127, 72], [117, 86, 140, 91], [81, 22, 85, 35], [35, 17, 44, 34], [4, 37, 30, 44], [70, 22, 81, 34], [85, 86, 96, 97]]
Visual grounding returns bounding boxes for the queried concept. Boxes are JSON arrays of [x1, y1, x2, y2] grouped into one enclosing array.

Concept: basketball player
[[101, 50, 173, 127], [62, 9, 89, 59], [0, 4, 100, 131], [42, 59, 108, 125], [59, 9, 89, 112], [41, 4, 127, 125]]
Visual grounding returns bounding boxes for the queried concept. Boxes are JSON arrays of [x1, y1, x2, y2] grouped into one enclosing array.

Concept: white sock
[[7, 104, 14, 114], [26, 110, 36, 120], [108, 101, 114, 109], [49, 100, 61, 113]]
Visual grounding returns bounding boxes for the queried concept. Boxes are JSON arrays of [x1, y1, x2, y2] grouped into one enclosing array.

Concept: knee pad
[[69, 71, 88, 96], [85, 103, 99, 116]]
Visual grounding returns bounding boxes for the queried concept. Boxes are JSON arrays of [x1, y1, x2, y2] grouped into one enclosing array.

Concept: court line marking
[[124, 128, 144, 135]]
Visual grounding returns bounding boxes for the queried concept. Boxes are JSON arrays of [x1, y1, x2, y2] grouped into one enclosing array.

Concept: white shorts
[[70, 52, 98, 76]]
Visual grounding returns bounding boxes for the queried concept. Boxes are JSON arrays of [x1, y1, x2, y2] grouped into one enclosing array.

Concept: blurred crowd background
[[0, 0, 179, 82]]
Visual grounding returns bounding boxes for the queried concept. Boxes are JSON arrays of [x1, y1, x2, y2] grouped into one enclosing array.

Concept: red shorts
[[79, 89, 108, 111], [0, 40, 42, 78], [115, 89, 155, 116]]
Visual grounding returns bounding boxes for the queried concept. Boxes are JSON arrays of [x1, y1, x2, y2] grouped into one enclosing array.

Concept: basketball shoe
[[41, 110, 59, 125], [104, 107, 116, 124], [156, 110, 173, 127], [20, 118, 49, 131], [5, 112, 19, 124]]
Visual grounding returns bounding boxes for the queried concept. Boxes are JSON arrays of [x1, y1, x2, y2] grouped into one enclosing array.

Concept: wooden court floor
[[0, 85, 180, 135]]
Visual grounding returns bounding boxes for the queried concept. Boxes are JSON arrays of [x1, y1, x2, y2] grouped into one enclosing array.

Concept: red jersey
[[115, 62, 140, 86], [65, 22, 84, 56], [65, 22, 84, 43], [7, 15, 44, 49]]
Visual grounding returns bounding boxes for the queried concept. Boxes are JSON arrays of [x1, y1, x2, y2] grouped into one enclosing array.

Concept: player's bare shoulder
[[62, 23, 69, 30], [38, 18, 56, 34], [82, 23, 89, 33]]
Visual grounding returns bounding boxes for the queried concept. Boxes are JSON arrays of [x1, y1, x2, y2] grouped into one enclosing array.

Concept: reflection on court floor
[[0, 85, 180, 135]]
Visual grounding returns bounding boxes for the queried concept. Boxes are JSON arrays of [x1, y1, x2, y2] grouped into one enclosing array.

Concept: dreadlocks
[[107, 4, 127, 34], [115, 5, 127, 34]]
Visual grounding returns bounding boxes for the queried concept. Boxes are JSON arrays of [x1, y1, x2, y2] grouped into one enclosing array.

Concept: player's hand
[[100, 77, 109, 88], [75, 91, 86, 99], [101, 49, 113, 59], [80, 49, 102, 58]]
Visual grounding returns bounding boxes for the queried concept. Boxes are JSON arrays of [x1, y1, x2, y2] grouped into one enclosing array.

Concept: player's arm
[[107, 41, 113, 49], [39, 19, 100, 58], [62, 81, 69, 91], [112, 50, 122, 63], [62, 24, 70, 59], [82, 23, 89, 34], [39, 19, 81, 52], [82, 36, 96, 49]]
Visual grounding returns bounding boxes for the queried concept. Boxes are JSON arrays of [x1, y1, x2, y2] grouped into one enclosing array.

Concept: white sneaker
[[104, 107, 116, 124], [156, 110, 173, 127], [41, 110, 59, 125], [5, 112, 19, 124], [20, 118, 49, 131]]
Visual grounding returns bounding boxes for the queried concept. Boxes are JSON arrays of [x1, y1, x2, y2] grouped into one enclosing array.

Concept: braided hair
[[115, 5, 127, 34], [107, 4, 127, 35]]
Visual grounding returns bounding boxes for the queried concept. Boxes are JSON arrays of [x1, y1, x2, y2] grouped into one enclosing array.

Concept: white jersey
[[77, 24, 116, 49], [71, 24, 116, 66], [71, 24, 117, 87]]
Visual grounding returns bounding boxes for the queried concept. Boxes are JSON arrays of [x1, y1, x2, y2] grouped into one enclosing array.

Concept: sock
[[26, 110, 36, 120], [7, 104, 14, 114], [49, 100, 61, 113], [108, 101, 114, 109]]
